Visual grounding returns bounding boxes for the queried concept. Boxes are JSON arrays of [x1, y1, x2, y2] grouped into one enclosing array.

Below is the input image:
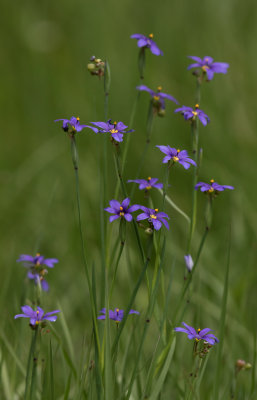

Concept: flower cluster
[[87, 56, 105, 78], [50, 39, 232, 368], [15, 254, 60, 328], [105, 199, 169, 231]]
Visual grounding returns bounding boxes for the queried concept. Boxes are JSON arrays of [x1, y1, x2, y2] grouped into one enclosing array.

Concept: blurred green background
[[1, 0, 257, 397]]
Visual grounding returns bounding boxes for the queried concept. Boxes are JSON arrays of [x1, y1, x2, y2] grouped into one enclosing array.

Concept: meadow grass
[[1, 0, 257, 399]]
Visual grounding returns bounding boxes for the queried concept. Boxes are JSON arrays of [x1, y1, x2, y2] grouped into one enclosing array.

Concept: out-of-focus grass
[[1, 0, 256, 398]]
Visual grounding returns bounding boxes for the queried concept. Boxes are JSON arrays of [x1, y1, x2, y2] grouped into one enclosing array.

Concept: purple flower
[[137, 85, 178, 113], [127, 177, 163, 191], [195, 179, 234, 193], [136, 207, 169, 230], [17, 253, 58, 292], [14, 306, 60, 327], [55, 116, 91, 133], [17, 253, 58, 269], [174, 322, 219, 345], [86, 120, 134, 143], [156, 146, 196, 169], [105, 198, 140, 222], [27, 271, 49, 291], [184, 254, 194, 272], [98, 308, 139, 322], [175, 104, 210, 126], [188, 56, 229, 81], [131, 33, 163, 56]]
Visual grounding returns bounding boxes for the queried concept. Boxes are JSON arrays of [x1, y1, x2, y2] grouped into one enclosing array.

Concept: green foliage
[[1, 0, 257, 398]]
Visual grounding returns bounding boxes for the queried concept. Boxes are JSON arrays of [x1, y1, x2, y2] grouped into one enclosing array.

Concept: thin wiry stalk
[[70, 135, 101, 357]]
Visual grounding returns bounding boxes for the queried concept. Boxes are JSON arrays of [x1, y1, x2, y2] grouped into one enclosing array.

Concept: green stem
[[187, 120, 199, 254], [174, 226, 209, 326], [111, 236, 153, 356], [24, 329, 38, 400], [109, 241, 125, 302], [187, 78, 202, 254], [186, 357, 203, 400], [129, 103, 154, 200], [162, 163, 171, 211], [70, 135, 101, 356], [113, 145, 145, 263]]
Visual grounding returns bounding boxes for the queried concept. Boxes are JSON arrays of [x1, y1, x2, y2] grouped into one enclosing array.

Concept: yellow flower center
[[116, 308, 119, 313], [110, 129, 118, 134], [173, 156, 179, 162], [76, 117, 80, 121], [146, 186, 151, 190], [95, 58, 101, 63], [198, 328, 201, 333], [195, 104, 199, 109], [192, 111, 198, 116], [177, 149, 180, 153], [153, 95, 160, 101], [150, 214, 157, 219], [157, 86, 162, 92], [210, 179, 214, 183], [154, 208, 158, 212], [149, 33, 154, 38], [202, 65, 209, 71], [208, 188, 214, 193], [147, 176, 151, 181]]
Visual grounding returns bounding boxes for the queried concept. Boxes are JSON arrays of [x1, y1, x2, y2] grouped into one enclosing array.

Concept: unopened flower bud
[[158, 109, 166, 117], [145, 227, 153, 235], [236, 359, 246, 369], [87, 63, 96, 72], [236, 359, 252, 372]]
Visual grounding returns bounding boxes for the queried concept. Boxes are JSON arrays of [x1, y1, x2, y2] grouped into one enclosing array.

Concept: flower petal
[[109, 215, 120, 223], [150, 41, 163, 56]]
